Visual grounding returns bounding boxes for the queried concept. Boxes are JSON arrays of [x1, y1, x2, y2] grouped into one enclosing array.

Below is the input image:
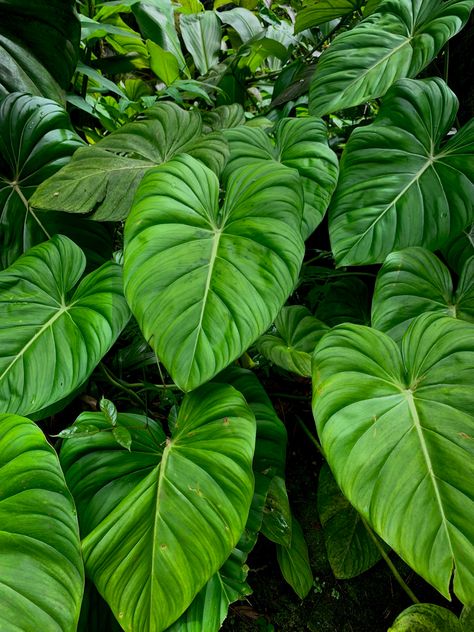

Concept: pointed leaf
[[0, 235, 130, 416], [147, 40, 180, 84], [312, 313, 474, 603], [124, 154, 305, 391], [30, 102, 229, 221], [0, 413, 83, 631], [217, 8, 263, 43], [276, 516, 313, 599], [257, 305, 329, 377], [0, 92, 83, 268], [372, 248, 474, 342], [261, 475, 292, 546], [224, 117, 338, 239], [317, 464, 382, 579], [180, 12, 222, 75], [329, 78, 474, 266], [309, 0, 474, 116], [61, 383, 256, 632], [388, 604, 463, 631]]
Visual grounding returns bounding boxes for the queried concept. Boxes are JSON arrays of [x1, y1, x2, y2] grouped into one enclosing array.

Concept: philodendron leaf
[[309, 0, 473, 116], [0, 92, 84, 269], [0, 413, 84, 632], [60, 383, 256, 632], [201, 104, 245, 133], [261, 475, 292, 546], [276, 516, 313, 599], [295, 0, 364, 33], [223, 117, 339, 239], [180, 12, 222, 75], [0, 0, 80, 101], [329, 78, 474, 266], [124, 154, 305, 391], [30, 101, 229, 221], [317, 464, 382, 579], [0, 234, 130, 416], [372, 248, 474, 342], [388, 604, 463, 631], [257, 305, 329, 377], [442, 224, 474, 275], [312, 313, 474, 603]]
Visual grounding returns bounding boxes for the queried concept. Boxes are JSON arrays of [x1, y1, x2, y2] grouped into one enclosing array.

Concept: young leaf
[[312, 313, 474, 603], [124, 155, 305, 391], [372, 248, 474, 342], [309, 0, 473, 116], [112, 425, 132, 451], [0, 92, 83, 268], [317, 464, 382, 579], [100, 398, 118, 426], [60, 383, 256, 632], [388, 603, 463, 631], [276, 516, 313, 599], [0, 235, 130, 416], [329, 78, 474, 266], [30, 102, 229, 221], [257, 305, 329, 377], [0, 413, 84, 631], [224, 117, 339, 239]]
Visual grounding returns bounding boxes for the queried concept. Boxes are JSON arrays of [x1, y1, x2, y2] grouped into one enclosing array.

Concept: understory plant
[[0, 0, 473, 630]]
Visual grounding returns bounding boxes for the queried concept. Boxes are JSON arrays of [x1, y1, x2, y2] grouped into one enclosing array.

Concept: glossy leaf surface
[[0, 0, 80, 100], [372, 248, 474, 342], [61, 384, 256, 632], [276, 516, 313, 599], [31, 102, 228, 221], [0, 413, 83, 631], [309, 0, 473, 116], [388, 604, 463, 631], [124, 154, 305, 391], [317, 464, 381, 579], [295, 0, 363, 33], [329, 78, 474, 266], [442, 224, 474, 275], [0, 92, 83, 268], [224, 117, 338, 239], [312, 314, 474, 602], [257, 305, 329, 377], [0, 235, 129, 416]]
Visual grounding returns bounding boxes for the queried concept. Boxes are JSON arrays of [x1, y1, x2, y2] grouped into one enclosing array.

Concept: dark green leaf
[[388, 604, 463, 631], [296, 0, 364, 33], [276, 516, 313, 599]]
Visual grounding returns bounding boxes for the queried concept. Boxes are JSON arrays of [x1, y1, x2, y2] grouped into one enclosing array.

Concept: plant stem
[[295, 415, 324, 455], [100, 363, 145, 407], [361, 517, 421, 604]]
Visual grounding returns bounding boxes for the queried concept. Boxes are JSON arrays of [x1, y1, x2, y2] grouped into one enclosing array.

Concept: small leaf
[[112, 426, 132, 451], [100, 398, 118, 426], [261, 476, 292, 547]]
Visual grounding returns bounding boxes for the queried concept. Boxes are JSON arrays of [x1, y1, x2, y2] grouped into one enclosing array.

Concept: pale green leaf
[[180, 12, 222, 75]]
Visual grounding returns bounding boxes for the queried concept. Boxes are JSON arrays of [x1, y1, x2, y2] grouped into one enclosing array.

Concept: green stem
[[361, 517, 420, 604], [295, 415, 323, 455], [100, 363, 145, 408]]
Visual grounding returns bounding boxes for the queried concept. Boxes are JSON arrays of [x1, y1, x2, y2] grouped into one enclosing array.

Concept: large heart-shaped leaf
[[309, 0, 473, 116], [372, 247, 474, 342], [60, 383, 256, 632], [30, 102, 229, 221], [0, 92, 84, 269], [0, 234, 129, 416], [442, 224, 474, 275], [0, 413, 83, 631], [389, 604, 463, 632], [223, 117, 338, 239], [124, 154, 305, 391], [295, 0, 364, 33], [257, 305, 329, 377], [0, 0, 80, 101], [329, 78, 474, 266], [317, 464, 382, 579], [312, 313, 474, 603]]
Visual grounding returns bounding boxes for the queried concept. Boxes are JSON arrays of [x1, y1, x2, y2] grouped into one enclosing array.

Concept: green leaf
[[388, 604, 463, 631], [112, 425, 133, 451], [78, 581, 122, 632], [223, 117, 338, 239], [201, 103, 246, 133], [0, 92, 83, 268], [30, 102, 229, 221], [147, 39, 180, 84], [276, 516, 313, 599], [329, 78, 474, 266], [217, 7, 263, 43], [295, 0, 364, 33], [0, 0, 80, 101], [60, 383, 256, 632], [180, 12, 222, 75], [100, 398, 118, 426], [312, 313, 474, 603], [124, 154, 305, 391], [317, 464, 382, 579], [309, 0, 473, 116], [442, 224, 474, 275], [311, 276, 370, 326], [257, 305, 329, 377], [261, 476, 292, 546], [0, 413, 84, 631], [0, 235, 130, 416], [372, 248, 474, 342]]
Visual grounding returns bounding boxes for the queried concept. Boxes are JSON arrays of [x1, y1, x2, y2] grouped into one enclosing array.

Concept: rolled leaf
[[309, 0, 473, 116], [312, 313, 474, 603], [0, 413, 83, 631], [329, 78, 474, 266], [60, 383, 256, 632], [124, 154, 305, 391], [0, 234, 130, 416]]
